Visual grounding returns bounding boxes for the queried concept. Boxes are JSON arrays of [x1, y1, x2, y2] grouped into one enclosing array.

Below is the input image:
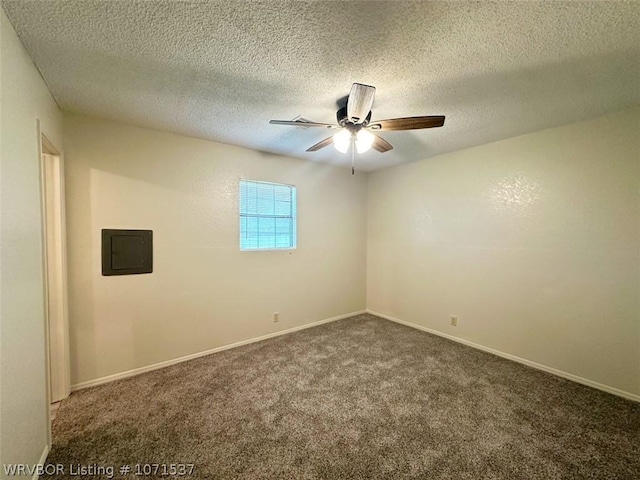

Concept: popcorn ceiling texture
[[2, 0, 639, 171]]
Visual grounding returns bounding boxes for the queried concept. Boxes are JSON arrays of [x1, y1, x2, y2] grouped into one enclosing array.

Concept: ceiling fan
[[269, 83, 445, 173]]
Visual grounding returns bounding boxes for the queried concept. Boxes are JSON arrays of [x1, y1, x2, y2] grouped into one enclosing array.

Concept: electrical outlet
[[273, 312, 280, 323], [450, 315, 458, 327]]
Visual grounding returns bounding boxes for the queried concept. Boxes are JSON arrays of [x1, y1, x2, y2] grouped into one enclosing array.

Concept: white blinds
[[239, 180, 297, 250]]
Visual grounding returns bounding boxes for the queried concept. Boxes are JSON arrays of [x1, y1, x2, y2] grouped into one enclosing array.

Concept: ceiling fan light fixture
[[333, 129, 351, 153], [356, 129, 374, 153]]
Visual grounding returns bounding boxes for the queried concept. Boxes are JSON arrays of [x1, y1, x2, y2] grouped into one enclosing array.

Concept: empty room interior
[[1, 1, 639, 479]]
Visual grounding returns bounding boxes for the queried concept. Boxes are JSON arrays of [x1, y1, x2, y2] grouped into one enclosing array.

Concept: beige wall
[[64, 108, 639, 398], [368, 107, 640, 397], [0, 8, 63, 471], [63, 113, 367, 386]]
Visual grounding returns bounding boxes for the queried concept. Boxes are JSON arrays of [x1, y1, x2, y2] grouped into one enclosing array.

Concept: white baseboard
[[71, 310, 366, 391], [368, 309, 640, 403], [32, 445, 50, 480]]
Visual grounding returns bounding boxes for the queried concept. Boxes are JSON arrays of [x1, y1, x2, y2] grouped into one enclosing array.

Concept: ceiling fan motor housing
[[337, 106, 371, 127]]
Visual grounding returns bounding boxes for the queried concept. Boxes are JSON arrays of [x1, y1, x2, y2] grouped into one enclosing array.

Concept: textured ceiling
[[3, 1, 639, 171]]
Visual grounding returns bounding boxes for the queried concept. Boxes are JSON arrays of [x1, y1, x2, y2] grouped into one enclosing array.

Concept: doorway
[[41, 134, 70, 411]]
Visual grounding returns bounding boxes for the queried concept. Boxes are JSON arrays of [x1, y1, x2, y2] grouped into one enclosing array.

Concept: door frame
[[39, 127, 70, 417]]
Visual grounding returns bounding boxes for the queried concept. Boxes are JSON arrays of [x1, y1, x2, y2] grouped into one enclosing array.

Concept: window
[[239, 179, 297, 250]]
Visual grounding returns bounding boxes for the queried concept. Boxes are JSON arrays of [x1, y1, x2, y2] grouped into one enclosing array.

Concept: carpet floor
[[45, 314, 639, 479]]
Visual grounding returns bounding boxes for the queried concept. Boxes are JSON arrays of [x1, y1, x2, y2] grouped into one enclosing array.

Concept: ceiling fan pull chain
[[351, 137, 355, 175]]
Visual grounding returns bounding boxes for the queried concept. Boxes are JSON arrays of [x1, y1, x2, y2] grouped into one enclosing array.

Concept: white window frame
[[239, 179, 297, 251]]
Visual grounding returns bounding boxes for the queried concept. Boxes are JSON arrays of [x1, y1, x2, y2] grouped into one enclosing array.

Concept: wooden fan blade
[[368, 115, 445, 131], [347, 83, 376, 124], [371, 134, 393, 153], [306, 136, 334, 152], [269, 120, 338, 129]]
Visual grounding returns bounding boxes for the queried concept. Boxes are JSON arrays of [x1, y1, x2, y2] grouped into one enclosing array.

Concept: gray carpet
[[46, 314, 639, 479]]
